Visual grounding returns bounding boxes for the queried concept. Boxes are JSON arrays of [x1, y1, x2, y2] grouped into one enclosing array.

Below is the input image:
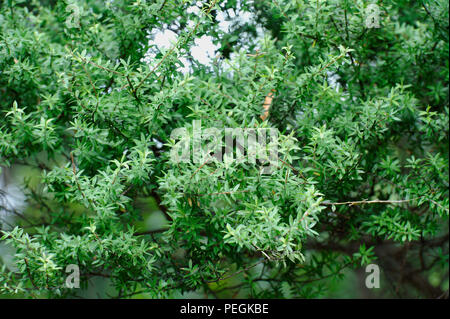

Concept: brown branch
[[24, 258, 38, 290], [70, 49, 123, 75], [321, 198, 419, 206], [205, 259, 266, 284], [150, 190, 172, 221], [79, 62, 98, 97], [70, 152, 96, 208], [278, 158, 307, 180]]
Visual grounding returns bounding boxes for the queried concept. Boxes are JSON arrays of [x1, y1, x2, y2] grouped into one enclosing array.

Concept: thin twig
[[24, 258, 38, 289], [206, 259, 266, 284], [321, 198, 418, 206]]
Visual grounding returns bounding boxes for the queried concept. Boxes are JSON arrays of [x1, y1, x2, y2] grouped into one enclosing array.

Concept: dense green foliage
[[0, 0, 448, 298]]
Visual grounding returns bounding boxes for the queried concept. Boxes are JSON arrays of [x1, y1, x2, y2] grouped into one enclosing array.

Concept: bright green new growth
[[0, 0, 448, 298]]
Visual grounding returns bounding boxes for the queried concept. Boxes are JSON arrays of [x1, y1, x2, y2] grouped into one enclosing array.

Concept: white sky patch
[[191, 35, 218, 65], [217, 10, 232, 32], [0, 168, 26, 229], [144, 2, 265, 74], [327, 71, 341, 92], [237, 9, 252, 24], [153, 29, 177, 50], [145, 27, 218, 73], [186, 3, 201, 15]]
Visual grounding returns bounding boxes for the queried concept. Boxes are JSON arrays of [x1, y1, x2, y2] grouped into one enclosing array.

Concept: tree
[[0, 0, 448, 298]]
